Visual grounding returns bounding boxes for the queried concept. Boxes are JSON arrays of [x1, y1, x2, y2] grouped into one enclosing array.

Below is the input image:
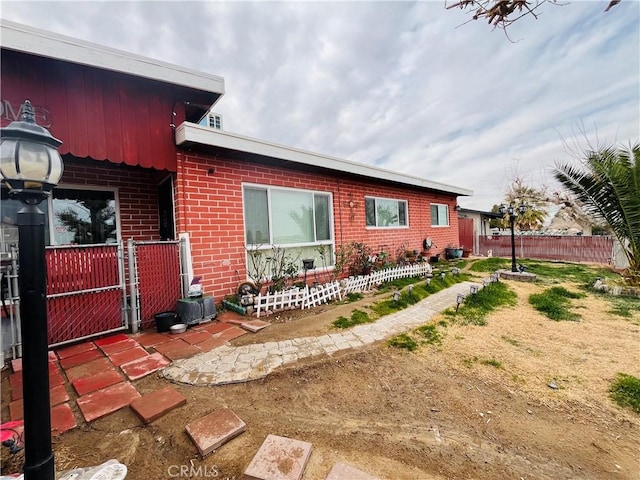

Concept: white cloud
[[2, 0, 638, 210]]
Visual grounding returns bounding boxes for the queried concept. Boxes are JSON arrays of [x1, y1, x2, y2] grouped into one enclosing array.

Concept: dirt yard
[[2, 272, 639, 479]]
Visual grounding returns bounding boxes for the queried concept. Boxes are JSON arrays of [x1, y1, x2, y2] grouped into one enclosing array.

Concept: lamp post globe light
[[499, 202, 527, 273], [0, 100, 63, 480]]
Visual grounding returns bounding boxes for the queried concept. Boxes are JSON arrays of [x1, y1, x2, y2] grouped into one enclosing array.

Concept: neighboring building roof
[[458, 207, 502, 218], [0, 20, 225, 100], [176, 122, 473, 196]]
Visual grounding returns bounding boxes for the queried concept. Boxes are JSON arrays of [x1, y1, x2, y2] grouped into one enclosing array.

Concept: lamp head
[[0, 100, 63, 204]]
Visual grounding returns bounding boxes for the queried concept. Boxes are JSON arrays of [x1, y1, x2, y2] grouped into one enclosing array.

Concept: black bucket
[[154, 311, 176, 333]]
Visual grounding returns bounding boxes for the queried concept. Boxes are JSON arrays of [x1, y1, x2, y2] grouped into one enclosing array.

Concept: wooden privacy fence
[[478, 235, 614, 265]]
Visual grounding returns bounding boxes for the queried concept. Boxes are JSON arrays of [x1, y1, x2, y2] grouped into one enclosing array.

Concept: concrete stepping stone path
[[164, 282, 476, 386]]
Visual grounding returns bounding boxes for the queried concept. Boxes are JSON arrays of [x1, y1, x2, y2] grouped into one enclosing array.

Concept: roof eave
[[175, 122, 473, 197], [0, 20, 225, 97]]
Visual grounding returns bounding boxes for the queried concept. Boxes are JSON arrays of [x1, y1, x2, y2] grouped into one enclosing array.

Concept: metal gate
[[128, 239, 184, 332], [46, 243, 128, 347], [4, 238, 186, 357]]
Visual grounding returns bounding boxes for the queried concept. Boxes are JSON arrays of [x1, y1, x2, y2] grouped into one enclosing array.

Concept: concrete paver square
[[185, 407, 246, 457], [94, 333, 130, 347], [49, 361, 60, 375], [77, 382, 141, 422], [50, 384, 70, 406], [181, 330, 212, 345], [98, 338, 140, 355], [244, 434, 313, 480], [11, 358, 22, 373], [9, 372, 22, 391], [132, 331, 173, 347], [59, 348, 105, 369], [120, 352, 170, 381], [215, 326, 247, 342], [72, 369, 123, 396], [107, 345, 149, 367], [325, 462, 381, 480], [241, 320, 270, 333], [10, 385, 72, 421], [56, 341, 97, 360], [199, 322, 233, 335], [195, 336, 228, 353], [130, 385, 186, 424], [51, 402, 77, 435], [153, 339, 200, 360], [49, 370, 66, 388], [65, 357, 114, 383]]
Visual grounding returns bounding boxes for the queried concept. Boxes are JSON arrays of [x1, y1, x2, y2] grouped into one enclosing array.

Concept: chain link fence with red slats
[[46, 243, 127, 347], [133, 241, 182, 330]]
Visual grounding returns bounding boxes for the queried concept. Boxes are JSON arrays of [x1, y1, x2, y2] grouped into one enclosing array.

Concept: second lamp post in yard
[[499, 202, 527, 273]]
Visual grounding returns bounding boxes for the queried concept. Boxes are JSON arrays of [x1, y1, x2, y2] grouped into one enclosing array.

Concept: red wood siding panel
[[1, 50, 179, 171]]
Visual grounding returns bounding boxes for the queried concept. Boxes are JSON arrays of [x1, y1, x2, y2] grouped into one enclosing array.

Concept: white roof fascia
[[0, 20, 225, 96], [176, 122, 473, 196]]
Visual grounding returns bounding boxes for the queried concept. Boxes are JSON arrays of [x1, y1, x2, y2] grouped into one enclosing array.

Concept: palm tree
[[553, 143, 640, 285], [502, 181, 547, 231]]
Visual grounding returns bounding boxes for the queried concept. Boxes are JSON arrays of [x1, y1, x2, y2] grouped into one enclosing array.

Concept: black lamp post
[[0, 100, 63, 480], [499, 202, 527, 273]]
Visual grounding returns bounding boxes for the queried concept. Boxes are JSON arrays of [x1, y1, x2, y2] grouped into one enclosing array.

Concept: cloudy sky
[[2, 0, 638, 210]]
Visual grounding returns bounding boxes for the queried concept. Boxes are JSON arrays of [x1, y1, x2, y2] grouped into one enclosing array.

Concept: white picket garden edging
[[252, 263, 432, 318]]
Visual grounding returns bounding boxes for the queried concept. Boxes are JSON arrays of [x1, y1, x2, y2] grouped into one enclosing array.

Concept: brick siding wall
[[175, 152, 461, 300], [61, 156, 163, 241]]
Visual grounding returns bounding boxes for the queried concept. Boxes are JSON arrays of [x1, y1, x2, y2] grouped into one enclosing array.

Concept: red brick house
[[1, 20, 471, 349]]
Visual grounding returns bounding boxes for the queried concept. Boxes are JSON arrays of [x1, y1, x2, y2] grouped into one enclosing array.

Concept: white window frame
[[365, 196, 409, 229], [242, 183, 334, 265], [48, 184, 121, 246], [430, 203, 449, 227]]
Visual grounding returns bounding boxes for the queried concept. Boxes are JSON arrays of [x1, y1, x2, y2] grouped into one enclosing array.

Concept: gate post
[[127, 239, 140, 333]]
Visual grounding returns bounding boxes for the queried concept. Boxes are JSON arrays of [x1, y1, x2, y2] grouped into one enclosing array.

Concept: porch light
[[0, 101, 63, 204], [393, 291, 401, 302], [425, 274, 432, 287], [0, 100, 63, 480]]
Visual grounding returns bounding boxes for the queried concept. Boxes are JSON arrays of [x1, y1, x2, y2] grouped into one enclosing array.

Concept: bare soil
[[2, 274, 639, 480]]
